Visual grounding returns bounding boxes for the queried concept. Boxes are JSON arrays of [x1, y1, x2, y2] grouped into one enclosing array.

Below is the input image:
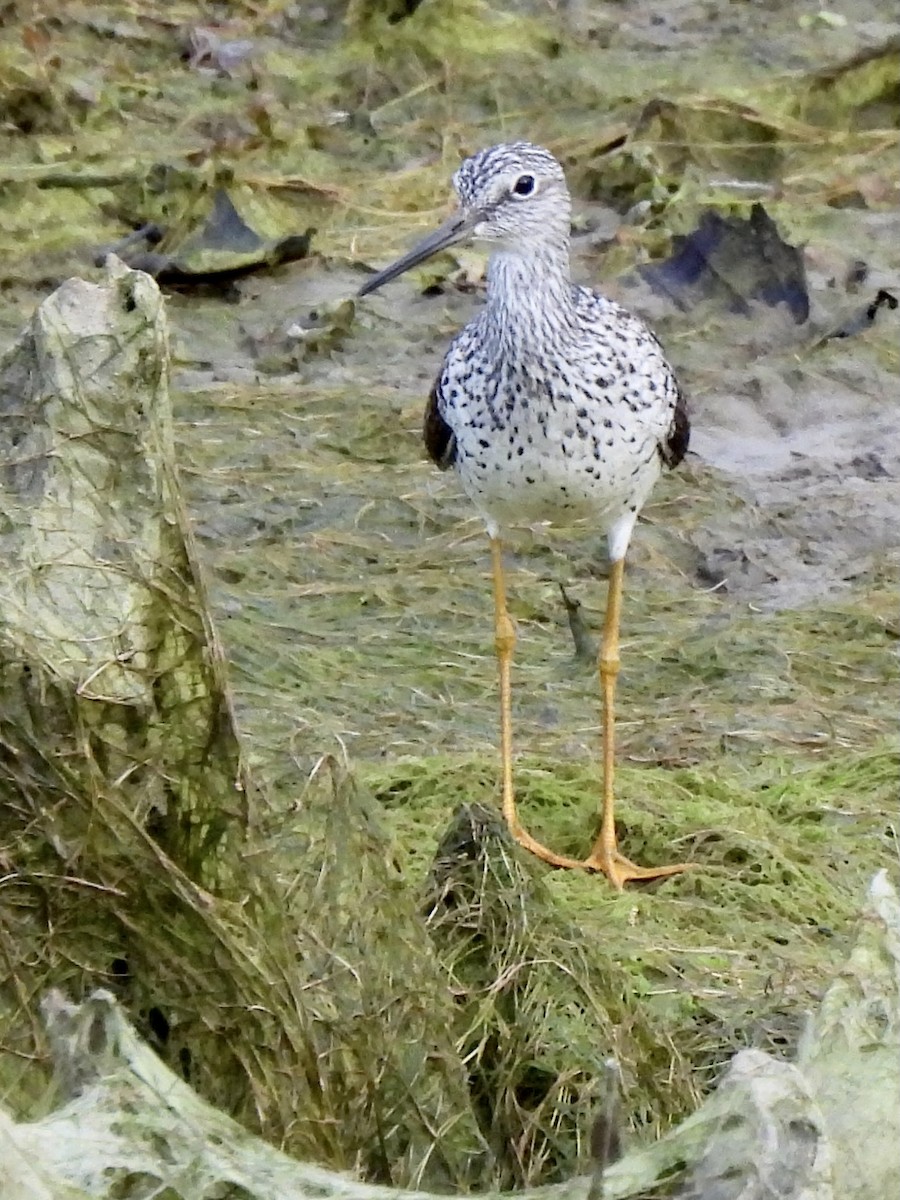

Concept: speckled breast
[[442, 358, 666, 531]]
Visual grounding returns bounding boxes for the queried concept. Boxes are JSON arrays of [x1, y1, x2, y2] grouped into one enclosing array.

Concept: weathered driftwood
[[0, 262, 494, 1185], [0, 255, 250, 884], [0, 871, 896, 1200], [797, 868, 900, 1199]]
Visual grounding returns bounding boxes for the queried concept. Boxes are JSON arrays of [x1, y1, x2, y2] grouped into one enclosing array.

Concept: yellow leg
[[584, 557, 693, 890], [490, 538, 584, 869]]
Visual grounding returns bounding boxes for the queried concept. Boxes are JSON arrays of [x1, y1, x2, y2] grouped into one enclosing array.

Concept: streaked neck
[[482, 244, 576, 349]]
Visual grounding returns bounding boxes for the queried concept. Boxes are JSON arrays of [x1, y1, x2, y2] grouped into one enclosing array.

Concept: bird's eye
[[512, 174, 536, 197]]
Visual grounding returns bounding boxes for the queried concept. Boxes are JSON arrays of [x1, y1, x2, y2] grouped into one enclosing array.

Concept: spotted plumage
[[358, 142, 694, 889], [364, 141, 687, 558], [430, 280, 686, 549]]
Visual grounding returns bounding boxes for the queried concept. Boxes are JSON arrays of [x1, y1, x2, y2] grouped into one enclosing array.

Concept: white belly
[[453, 421, 662, 534]]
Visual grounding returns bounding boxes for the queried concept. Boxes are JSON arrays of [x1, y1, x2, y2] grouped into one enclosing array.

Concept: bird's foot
[[509, 822, 588, 870], [583, 847, 694, 892], [507, 813, 696, 885]]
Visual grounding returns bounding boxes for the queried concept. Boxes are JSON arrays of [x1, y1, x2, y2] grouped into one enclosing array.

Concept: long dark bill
[[357, 210, 478, 297]]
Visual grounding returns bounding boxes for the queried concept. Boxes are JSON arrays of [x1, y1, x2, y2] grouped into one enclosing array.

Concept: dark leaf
[[639, 204, 809, 323], [105, 190, 314, 287], [819, 288, 898, 341]]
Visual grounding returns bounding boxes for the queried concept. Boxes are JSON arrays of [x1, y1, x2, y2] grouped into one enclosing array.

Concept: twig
[[588, 1058, 622, 1200], [559, 583, 598, 663]]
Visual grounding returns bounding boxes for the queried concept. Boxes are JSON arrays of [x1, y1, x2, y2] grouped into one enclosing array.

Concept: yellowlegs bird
[[359, 142, 691, 889]]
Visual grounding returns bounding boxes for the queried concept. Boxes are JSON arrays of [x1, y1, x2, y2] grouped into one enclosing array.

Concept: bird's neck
[[483, 245, 576, 347]]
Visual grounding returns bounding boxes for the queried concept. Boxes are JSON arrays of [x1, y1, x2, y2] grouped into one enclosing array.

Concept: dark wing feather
[[659, 382, 689, 470], [423, 378, 457, 469]]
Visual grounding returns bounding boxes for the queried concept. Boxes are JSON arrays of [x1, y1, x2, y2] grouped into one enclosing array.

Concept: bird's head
[[358, 142, 571, 297]]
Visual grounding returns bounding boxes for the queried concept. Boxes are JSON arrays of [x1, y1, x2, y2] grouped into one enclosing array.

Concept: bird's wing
[[423, 374, 457, 469], [578, 288, 690, 470], [659, 382, 690, 469]]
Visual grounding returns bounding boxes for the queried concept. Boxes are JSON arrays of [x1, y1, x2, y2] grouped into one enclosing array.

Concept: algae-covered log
[[3, 873, 897, 1200], [798, 870, 900, 1200], [0, 268, 489, 1179], [0, 255, 250, 882], [0, 257, 260, 1120]]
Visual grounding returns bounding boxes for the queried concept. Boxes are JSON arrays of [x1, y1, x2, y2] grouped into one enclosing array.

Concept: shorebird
[[358, 142, 691, 889]]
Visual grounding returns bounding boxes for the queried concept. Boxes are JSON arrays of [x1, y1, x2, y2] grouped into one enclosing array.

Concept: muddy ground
[[0, 0, 898, 1178]]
